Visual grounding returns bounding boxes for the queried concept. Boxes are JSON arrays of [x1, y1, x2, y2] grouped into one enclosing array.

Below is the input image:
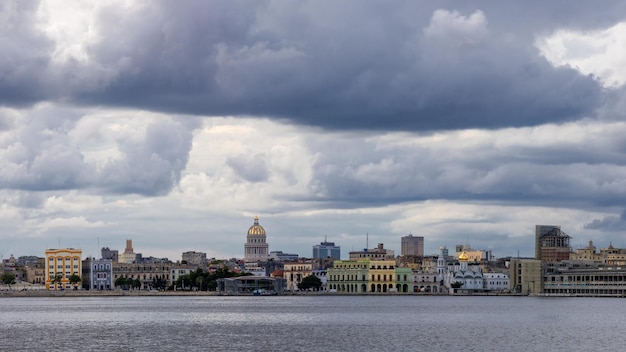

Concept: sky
[[2, 0, 626, 261]]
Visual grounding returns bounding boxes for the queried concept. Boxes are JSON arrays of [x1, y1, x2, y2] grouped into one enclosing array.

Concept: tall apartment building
[[45, 248, 82, 290], [509, 258, 542, 294], [401, 234, 424, 257], [312, 239, 341, 260]]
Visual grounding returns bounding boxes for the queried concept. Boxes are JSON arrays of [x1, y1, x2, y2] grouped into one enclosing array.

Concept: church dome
[[458, 251, 469, 261], [247, 216, 266, 235]]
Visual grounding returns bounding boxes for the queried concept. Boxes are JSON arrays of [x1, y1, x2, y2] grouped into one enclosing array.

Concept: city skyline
[[2, 1, 626, 261]]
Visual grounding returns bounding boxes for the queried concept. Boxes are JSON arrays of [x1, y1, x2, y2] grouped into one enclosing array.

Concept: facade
[[244, 216, 269, 262], [483, 272, 510, 292], [217, 276, 286, 295], [413, 271, 440, 293], [394, 266, 412, 293], [535, 225, 572, 262], [313, 240, 341, 260], [543, 266, 626, 296], [45, 248, 82, 290], [401, 234, 424, 257], [368, 259, 397, 293], [170, 266, 197, 288], [25, 257, 46, 285], [327, 259, 370, 293], [349, 243, 394, 260], [101, 247, 119, 262], [113, 262, 172, 290], [269, 251, 299, 262], [509, 258, 542, 294], [284, 261, 313, 291], [182, 251, 207, 267], [89, 259, 113, 290]]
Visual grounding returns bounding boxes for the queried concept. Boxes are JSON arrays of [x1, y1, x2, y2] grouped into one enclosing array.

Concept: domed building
[[244, 216, 269, 262]]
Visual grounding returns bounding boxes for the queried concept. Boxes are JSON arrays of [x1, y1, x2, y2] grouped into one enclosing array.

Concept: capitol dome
[[247, 216, 266, 235]]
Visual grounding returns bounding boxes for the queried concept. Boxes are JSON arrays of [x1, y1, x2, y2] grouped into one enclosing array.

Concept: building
[[313, 239, 341, 260], [217, 276, 286, 295], [101, 247, 119, 262], [483, 272, 510, 292], [413, 271, 440, 293], [244, 216, 269, 262], [284, 261, 313, 291], [454, 244, 492, 262], [269, 251, 299, 262], [89, 258, 113, 290], [118, 239, 138, 264], [349, 243, 394, 260], [182, 251, 207, 267], [113, 262, 172, 290], [535, 225, 572, 262], [45, 248, 82, 290], [401, 234, 424, 257], [509, 258, 541, 295], [327, 259, 370, 293], [543, 264, 626, 296], [444, 251, 484, 293], [170, 266, 197, 289]]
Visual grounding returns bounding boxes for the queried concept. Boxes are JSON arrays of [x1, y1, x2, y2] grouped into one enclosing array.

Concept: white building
[[483, 272, 510, 292]]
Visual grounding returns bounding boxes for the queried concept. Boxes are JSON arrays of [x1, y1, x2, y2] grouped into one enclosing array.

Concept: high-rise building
[[401, 234, 424, 257], [313, 239, 341, 259], [45, 248, 82, 290], [244, 216, 269, 262], [535, 225, 570, 262], [118, 239, 138, 264], [101, 247, 119, 262]]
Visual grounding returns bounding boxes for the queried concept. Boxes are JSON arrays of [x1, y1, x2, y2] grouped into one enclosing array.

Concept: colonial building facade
[[45, 248, 82, 290]]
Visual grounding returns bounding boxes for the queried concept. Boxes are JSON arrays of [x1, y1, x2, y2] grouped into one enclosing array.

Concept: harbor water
[[0, 295, 622, 351]]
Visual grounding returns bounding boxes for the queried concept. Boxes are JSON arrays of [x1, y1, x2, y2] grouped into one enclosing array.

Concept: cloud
[[0, 105, 194, 196], [226, 153, 269, 183], [585, 209, 626, 231], [0, 1, 615, 131]]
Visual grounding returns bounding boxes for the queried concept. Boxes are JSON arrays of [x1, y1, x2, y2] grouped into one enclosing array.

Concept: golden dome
[[247, 216, 266, 236], [458, 251, 469, 261]]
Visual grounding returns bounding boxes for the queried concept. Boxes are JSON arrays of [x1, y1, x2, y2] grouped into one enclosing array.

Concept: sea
[[0, 295, 622, 351]]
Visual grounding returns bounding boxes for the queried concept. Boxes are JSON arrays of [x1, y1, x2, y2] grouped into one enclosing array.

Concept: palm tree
[[68, 274, 81, 290], [51, 274, 63, 290]]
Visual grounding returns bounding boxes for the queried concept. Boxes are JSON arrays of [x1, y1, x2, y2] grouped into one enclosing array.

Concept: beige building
[[349, 243, 394, 260], [113, 262, 172, 290], [45, 248, 82, 290], [368, 259, 397, 293], [118, 239, 138, 264], [509, 258, 541, 295], [284, 261, 313, 291]]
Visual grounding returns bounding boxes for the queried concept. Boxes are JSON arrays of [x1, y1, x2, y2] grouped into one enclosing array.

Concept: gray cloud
[[226, 153, 269, 183], [3, 1, 623, 131], [585, 209, 626, 231]]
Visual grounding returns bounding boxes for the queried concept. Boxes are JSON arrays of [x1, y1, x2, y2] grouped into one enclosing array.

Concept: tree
[[132, 278, 142, 290], [51, 274, 63, 290], [298, 274, 322, 291], [1, 272, 16, 290], [115, 277, 129, 289], [450, 282, 464, 289], [69, 274, 81, 290]]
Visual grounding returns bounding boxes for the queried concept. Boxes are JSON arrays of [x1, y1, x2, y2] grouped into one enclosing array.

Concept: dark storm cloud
[[585, 209, 626, 231], [4, 0, 625, 131]]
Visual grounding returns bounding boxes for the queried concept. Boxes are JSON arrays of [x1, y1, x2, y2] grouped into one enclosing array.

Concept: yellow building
[[45, 248, 82, 290], [509, 258, 541, 295], [368, 259, 396, 293]]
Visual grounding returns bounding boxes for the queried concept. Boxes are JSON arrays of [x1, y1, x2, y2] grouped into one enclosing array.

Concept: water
[[0, 295, 622, 351]]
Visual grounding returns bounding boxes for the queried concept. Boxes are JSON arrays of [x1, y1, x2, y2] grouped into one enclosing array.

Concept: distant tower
[[535, 225, 571, 263], [244, 216, 269, 262], [437, 246, 447, 284], [401, 234, 424, 257]]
